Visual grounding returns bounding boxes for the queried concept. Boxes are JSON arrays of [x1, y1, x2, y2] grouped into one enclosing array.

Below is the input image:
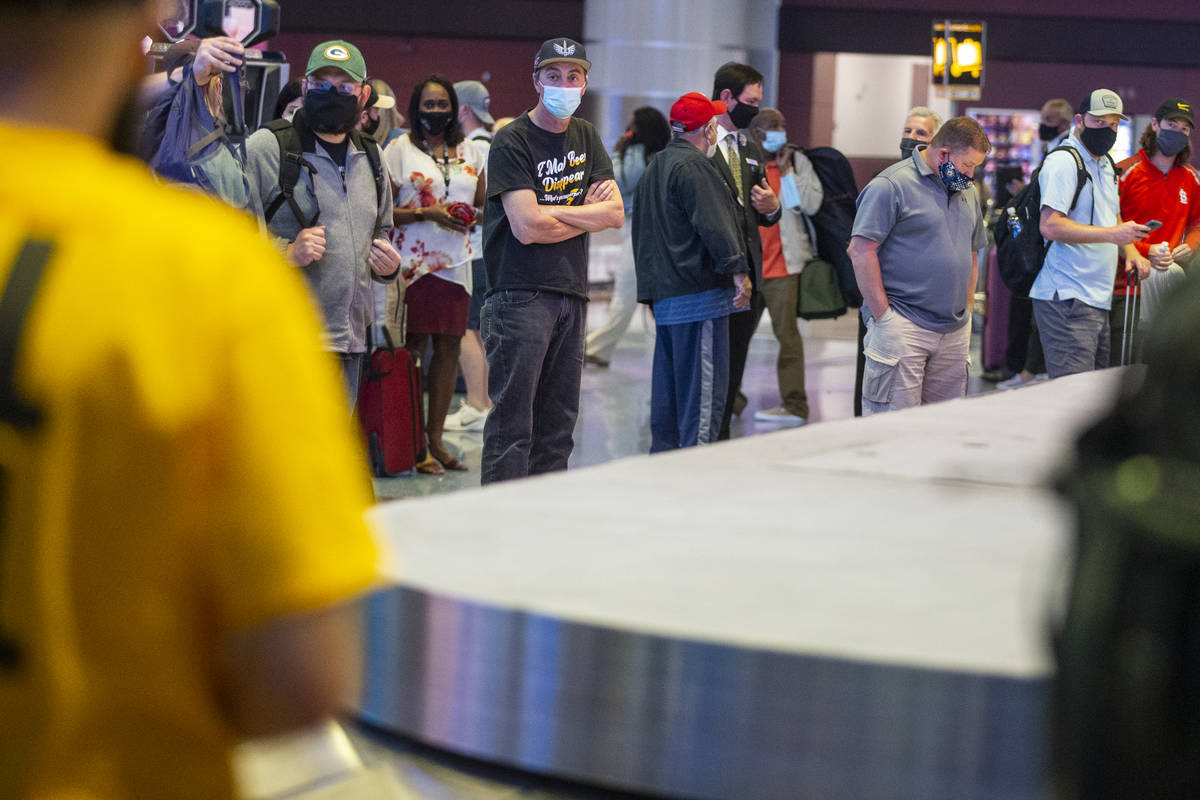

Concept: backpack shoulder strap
[[349, 130, 386, 238], [263, 118, 318, 228], [0, 239, 54, 429], [1048, 145, 1092, 214]]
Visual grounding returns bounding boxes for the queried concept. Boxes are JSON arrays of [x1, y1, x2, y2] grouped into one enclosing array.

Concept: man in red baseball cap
[[631, 92, 751, 451]]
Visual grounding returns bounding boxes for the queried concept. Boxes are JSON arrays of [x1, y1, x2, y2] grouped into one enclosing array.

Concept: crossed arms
[[501, 179, 624, 245]]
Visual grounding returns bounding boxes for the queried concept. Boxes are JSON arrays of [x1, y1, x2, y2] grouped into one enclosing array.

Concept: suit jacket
[[711, 129, 781, 288]]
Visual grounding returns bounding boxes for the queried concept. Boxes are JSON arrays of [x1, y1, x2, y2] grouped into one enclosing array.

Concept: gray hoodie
[[245, 122, 395, 354]]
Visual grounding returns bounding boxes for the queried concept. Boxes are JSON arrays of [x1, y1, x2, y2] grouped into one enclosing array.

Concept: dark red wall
[[971, 60, 1200, 117], [780, 0, 1200, 22], [267, 32, 542, 122]]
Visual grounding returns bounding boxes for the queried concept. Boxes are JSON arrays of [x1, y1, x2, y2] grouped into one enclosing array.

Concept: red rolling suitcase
[[357, 326, 424, 476]]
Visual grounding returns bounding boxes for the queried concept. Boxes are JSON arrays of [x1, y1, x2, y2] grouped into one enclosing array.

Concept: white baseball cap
[[1078, 88, 1129, 121]]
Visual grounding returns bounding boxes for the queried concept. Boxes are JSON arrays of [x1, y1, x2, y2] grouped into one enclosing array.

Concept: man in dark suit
[[710, 62, 781, 439]]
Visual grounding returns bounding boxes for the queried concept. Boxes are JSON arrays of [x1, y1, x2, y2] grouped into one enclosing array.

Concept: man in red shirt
[[1114, 97, 1200, 361], [747, 108, 823, 426]]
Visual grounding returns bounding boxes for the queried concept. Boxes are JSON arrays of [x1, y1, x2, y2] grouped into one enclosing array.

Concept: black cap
[[1155, 98, 1194, 126], [533, 38, 590, 72]]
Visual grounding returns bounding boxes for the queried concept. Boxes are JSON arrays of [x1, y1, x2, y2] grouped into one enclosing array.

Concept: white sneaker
[[996, 373, 1030, 390], [753, 406, 807, 426], [443, 404, 490, 432]]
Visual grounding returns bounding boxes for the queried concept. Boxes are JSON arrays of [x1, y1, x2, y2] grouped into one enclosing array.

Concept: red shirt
[[1115, 149, 1200, 292], [759, 161, 789, 279]]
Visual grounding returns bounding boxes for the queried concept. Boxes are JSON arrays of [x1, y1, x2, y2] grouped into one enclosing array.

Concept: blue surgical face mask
[[539, 83, 583, 119], [762, 130, 787, 152], [939, 158, 973, 192]]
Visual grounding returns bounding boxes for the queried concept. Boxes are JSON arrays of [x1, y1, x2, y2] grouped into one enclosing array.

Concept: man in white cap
[[1033, 88, 1150, 377], [480, 38, 623, 484]]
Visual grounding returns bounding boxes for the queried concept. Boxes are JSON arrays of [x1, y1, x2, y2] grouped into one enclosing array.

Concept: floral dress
[[383, 134, 485, 287]]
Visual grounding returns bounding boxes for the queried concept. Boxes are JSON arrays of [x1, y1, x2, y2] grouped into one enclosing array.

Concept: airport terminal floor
[[371, 299, 997, 502], [230, 290, 1073, 799]]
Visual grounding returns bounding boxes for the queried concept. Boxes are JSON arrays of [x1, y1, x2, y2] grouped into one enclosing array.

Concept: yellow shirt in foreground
[[0, 123, 378, 799]]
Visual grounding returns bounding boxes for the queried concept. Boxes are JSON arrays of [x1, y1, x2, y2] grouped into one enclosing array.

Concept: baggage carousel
[[359, 369, 1128, 799]]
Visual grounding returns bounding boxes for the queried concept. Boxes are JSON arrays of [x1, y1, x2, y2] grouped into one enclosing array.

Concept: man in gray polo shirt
[[848, 117, 990, 415], [1032, 88, 1150, 377]]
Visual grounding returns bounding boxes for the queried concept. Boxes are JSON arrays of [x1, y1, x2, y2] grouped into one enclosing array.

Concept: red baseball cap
[[670, 92, 727, 133]]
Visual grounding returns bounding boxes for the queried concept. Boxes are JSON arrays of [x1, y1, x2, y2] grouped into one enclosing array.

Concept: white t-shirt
[[384, 133, 485, 287]]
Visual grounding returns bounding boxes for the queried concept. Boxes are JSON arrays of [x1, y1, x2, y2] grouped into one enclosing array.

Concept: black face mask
[[900, 137, 923, 160], [1038, 123, 1062, 142], [728, 100, 758, 130], [1079, 124, 1118, 157], [419, 111, 453, 137], [361, 113, 381, 136], [304, 89, 361, 135]]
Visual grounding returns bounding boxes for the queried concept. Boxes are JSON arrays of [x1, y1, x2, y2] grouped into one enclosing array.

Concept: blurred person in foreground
[[0, 2, 380, 797]]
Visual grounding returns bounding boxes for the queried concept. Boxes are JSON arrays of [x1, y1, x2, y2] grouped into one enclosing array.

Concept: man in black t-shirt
[[480, 38, 622, 484]]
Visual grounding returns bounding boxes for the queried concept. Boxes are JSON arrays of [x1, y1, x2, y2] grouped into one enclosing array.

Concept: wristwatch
[[414, 207, 425, 222]]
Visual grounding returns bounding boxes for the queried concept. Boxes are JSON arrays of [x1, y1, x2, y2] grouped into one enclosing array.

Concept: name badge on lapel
[[746, 158, 759, 167]]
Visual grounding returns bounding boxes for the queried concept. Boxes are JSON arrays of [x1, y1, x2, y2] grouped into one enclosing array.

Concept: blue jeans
[[651, 316, 730, 452], [480, 289, 586, 484], [335, 351, 363, 415]]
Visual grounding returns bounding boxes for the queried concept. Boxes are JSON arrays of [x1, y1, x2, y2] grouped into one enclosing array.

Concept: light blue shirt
[[613, 144, 648, 216], [1030, 135, 1120, 310]]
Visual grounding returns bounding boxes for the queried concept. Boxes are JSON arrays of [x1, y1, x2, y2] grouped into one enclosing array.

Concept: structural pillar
[[581, 0, 780, 147]]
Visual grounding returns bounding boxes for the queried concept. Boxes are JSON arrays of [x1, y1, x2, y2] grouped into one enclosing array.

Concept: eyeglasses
[[305, 78, 360, 96]]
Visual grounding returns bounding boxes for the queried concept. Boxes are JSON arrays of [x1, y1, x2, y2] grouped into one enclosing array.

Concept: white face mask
[[539, 83, 583, 119]]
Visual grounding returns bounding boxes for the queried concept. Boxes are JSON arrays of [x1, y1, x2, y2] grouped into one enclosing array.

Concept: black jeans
[[480, 289, 585, 484], [718, 290, 765, 439]]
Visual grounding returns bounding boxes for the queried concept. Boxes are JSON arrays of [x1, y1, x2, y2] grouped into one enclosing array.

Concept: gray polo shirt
[[852, 150, 987, 333]]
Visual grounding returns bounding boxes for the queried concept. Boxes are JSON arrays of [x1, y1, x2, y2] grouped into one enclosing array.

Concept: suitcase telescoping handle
[[1121, 269, 1140, 367], [364, 323, 398, 379]]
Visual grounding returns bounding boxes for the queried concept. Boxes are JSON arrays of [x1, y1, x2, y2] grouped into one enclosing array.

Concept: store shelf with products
[[968, 108, 1040, 185]]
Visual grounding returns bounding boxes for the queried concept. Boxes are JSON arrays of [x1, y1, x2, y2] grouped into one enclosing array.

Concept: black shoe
[[732, 392, 748, 417]]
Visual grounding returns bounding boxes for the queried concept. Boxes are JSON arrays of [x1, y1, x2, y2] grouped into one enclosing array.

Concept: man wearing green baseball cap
[[245, 39, 400, 409]]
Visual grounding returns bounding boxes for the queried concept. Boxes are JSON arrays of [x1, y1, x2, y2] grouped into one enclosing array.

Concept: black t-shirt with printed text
[[483, 112, 614, 299]]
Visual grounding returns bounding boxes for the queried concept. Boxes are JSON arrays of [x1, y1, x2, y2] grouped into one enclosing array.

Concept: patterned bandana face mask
[[939, 158, 973, 192]]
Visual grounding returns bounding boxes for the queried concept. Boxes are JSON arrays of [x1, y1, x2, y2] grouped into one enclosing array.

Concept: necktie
[[726, 134, 744, 200]]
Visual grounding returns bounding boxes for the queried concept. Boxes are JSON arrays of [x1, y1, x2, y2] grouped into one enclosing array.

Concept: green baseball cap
[[306, 40, 367, 82]]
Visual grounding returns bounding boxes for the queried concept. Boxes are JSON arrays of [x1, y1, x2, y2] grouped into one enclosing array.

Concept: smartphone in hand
[[1145, 219, 1164, 231]]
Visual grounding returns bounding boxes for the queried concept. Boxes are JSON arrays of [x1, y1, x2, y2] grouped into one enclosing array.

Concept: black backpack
[[801, 146, 862, 308], [261, 112, 385, 231], [991, 145, 1114, 298]]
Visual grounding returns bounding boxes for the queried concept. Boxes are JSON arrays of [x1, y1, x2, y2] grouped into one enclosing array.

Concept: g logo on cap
[[324, 45, 350, 61]]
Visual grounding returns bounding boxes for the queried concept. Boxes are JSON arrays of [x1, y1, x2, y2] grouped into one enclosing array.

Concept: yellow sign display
[[932, 20, 985, 101]]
